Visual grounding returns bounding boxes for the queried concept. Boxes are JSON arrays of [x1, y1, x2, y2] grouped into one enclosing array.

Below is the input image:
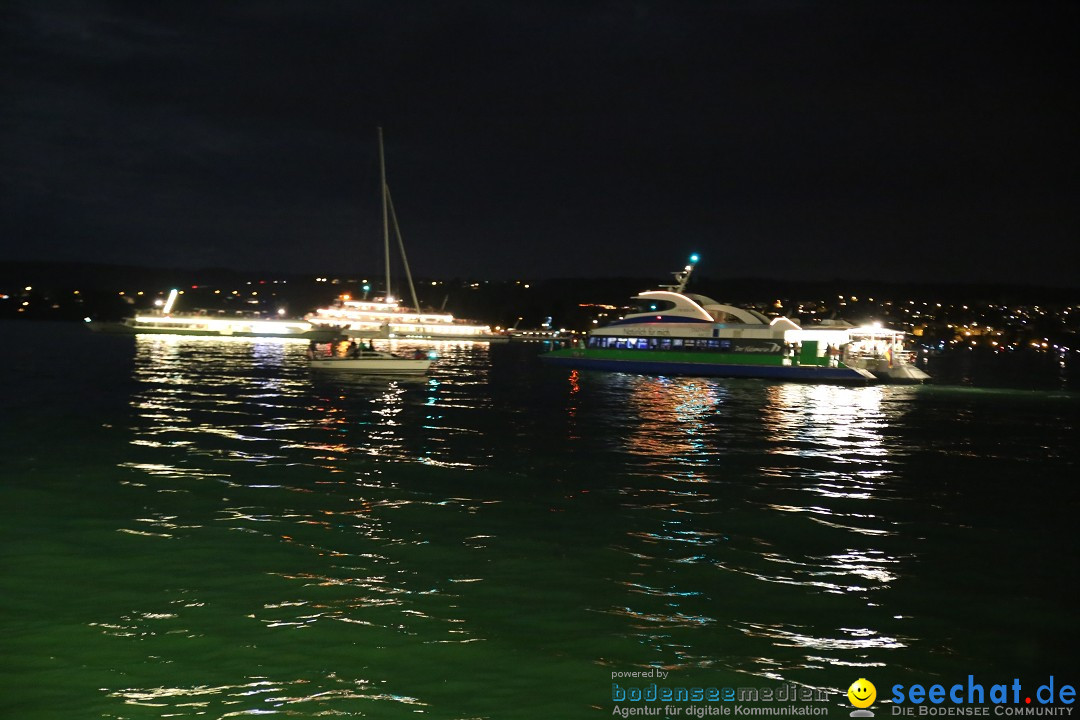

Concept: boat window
[[672, 339, 683, 349], [636, 339, 649, 350], [629, 299, 678, 314]]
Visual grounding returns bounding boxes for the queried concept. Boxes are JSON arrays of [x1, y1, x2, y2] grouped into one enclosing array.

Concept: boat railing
[[844, 348, 918, 365]]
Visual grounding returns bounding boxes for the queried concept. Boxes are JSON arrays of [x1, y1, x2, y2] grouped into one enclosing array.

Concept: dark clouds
[[2, 1, 1077, 284]]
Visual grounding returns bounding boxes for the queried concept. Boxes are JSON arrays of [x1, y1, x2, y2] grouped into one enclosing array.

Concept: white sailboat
[[309, 347, 432, 375], [306, 128, 505, 342]]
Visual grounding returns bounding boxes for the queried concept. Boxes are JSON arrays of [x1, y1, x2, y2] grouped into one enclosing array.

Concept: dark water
[[1, 321, 1077, 718]]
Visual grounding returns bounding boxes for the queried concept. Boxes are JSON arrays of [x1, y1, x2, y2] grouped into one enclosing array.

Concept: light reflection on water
[[581, 375, 916, 687], [7, 331, 1066, 717], [106, 336, 508, 715], [129, 335, 495, 471]]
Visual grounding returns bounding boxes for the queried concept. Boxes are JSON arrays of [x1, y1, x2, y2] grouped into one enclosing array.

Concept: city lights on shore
[[2, 275, 1077, 357]]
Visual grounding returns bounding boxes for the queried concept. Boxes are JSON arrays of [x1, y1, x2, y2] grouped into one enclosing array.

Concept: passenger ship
[[86, 290, 338, 340], [306, 296, 504, 342], [541, 256, 929, 384]]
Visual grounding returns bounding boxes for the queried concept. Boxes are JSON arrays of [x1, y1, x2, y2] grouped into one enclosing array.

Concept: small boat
[[309, 349, 432, 375], [541, 255, 928, 384], [505, 329, 573, 343]]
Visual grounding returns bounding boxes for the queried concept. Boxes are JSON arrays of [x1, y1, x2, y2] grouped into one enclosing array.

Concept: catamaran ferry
[[541, 255, 929, 384]]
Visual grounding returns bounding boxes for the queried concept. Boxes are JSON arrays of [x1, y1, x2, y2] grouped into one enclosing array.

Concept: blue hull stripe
[[540, 355, 872, 383]]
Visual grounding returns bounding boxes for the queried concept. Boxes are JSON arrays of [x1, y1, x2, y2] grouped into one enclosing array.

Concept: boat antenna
[[660, 253, 700, 293], [377, 126, 392, 301]]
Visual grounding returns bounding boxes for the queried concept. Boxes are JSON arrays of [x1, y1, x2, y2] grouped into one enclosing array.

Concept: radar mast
[[659, 253, 700, 294]]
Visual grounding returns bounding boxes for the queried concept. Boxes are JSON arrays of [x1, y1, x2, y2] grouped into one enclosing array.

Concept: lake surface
[[1, 321, 1077, 718]]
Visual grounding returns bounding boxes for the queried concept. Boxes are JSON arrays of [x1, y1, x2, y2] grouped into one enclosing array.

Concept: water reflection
[[128, 335, 496, 471], [762, 384, 890, 462], [595, 377, 915, 681], [8, 322, 1074, 718], [108, 335, 505, 715], [623, 376, 724, 470], [107, 677, 426, 714]]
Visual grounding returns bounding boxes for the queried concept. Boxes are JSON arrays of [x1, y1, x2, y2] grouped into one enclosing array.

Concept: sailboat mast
[[377, 127, 391, 300]]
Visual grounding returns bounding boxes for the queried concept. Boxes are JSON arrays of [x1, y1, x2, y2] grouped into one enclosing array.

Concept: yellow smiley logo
[[848, 678, 877, 708]]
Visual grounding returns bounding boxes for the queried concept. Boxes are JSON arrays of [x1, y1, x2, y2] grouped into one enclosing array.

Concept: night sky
[[2, 1, 1077, 285]]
